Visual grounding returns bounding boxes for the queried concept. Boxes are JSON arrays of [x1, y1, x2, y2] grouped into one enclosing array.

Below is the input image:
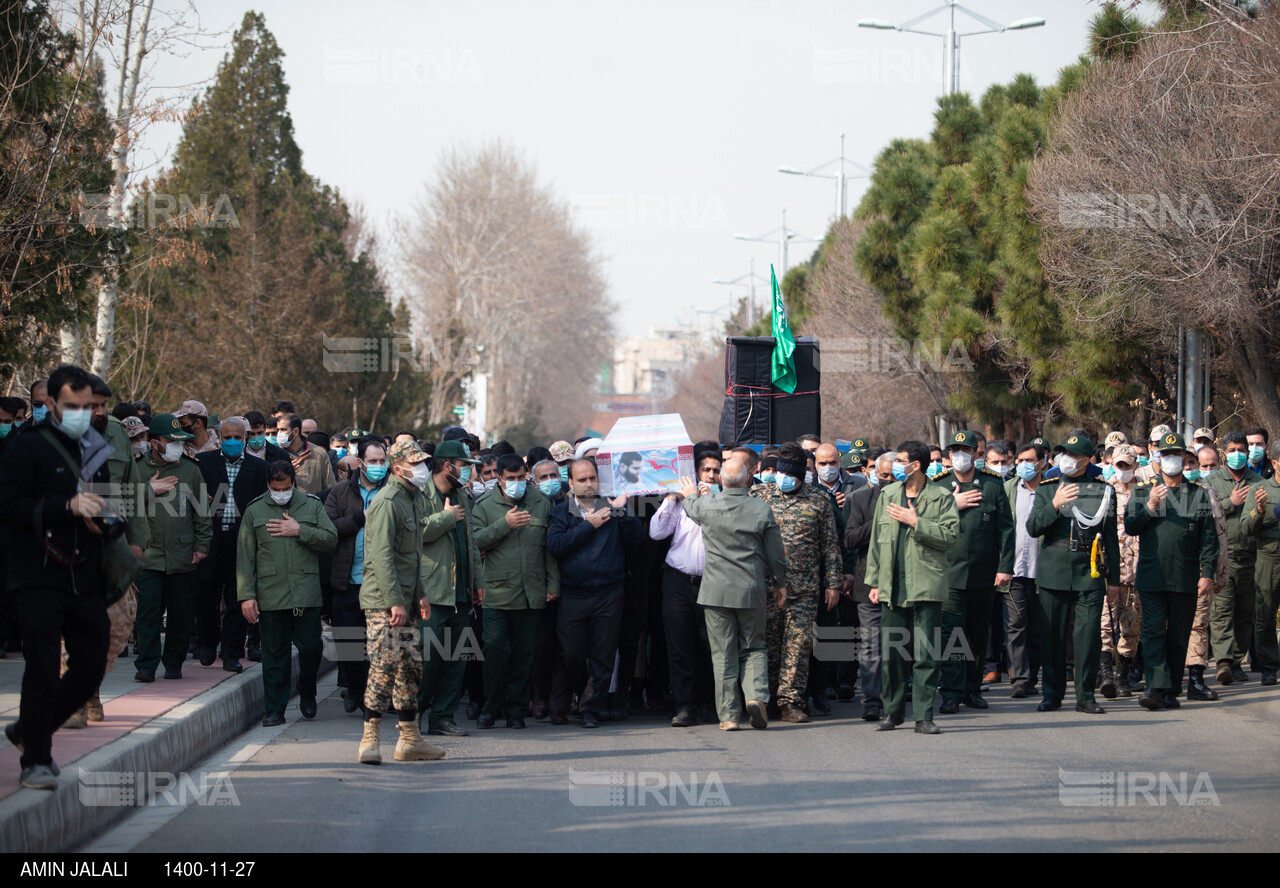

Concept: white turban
[[574, 438, 603, 461]]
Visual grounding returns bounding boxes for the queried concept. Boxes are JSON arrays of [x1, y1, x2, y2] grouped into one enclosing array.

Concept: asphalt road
[[84, 673, 1280, 853]]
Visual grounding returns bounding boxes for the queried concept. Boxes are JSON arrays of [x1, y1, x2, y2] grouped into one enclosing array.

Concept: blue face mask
[[1138, 456, 1149, 468], [32, 404, 48, 423], [1101, 464, 1115, 481], [1184, 468, 1200, 482], [558, 465, 570, 482], [1017, 462, 1039, 483], [926, 461, 944, 478], [248, 435, 267, 450], [705, 483, 721, 495], [365, 464, 388, 482], [892, 463, 908, 482], [868, 473, 880, 487], [55, 407, 92, 440], [1249, 445, 1266, 464], [760, 471, 776, 485], [777, 474, 799, 493], [458, 466, 472, 485], [333, 447, 347, 461], [539, 478, 561, 498], [504, 479, 527, 499], [221, 438, 245, 459], [0, 422, 11, 438], [974, 458, 986, 471]]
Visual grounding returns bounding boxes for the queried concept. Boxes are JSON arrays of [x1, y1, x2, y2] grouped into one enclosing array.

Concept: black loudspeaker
[[718, 337, 820, 445]]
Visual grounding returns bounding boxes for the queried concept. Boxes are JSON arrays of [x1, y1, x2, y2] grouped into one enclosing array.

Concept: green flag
[[770, 264, 797, 393]]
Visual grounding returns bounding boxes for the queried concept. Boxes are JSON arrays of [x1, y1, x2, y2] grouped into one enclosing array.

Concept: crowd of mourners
[[0, 364, 1276, 787]]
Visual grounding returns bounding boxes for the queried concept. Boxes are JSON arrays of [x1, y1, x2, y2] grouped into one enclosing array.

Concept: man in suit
[[680, 459, 788, 730], [196, 416, 268, 673], [843, 451, 895, 721]]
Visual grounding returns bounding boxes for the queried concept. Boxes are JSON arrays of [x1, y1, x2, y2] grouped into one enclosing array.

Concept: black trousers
[[331, 583, 368, 703], [17, 586, 109, 767], [533, 598, 576, 715], [558, 585, 624, 718], [195, 527, 247, 660], [661, 568, 712, 708], [613, 570, 648, 702], [835, 594, 861, 690], [463, 604, 484, 704]]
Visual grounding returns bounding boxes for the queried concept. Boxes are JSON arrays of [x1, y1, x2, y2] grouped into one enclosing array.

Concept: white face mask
[[407, 463, 431, 488], [275, 430, 291, 448], [990, 463, 1012, 477], [817, 465, 840, 483], [1056, 454, 1081, 476], [161, 441, 183, 463], [269, 488, 293, 505], [950, 451, 974, 473], [804, 470, 815, 485], [131, 440, 148, 456], [1160, 454, 1184, 477], [1115, 468, 1135, 484]]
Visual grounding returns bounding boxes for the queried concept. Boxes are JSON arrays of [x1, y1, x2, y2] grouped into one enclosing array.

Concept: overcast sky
[[131, 1, 1154, 338]]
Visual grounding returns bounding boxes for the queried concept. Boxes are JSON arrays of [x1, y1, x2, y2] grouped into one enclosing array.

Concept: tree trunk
[[1225, 325, 1280, 438]]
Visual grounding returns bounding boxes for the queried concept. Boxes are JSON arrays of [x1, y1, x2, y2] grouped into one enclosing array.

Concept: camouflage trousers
[[1185, 588, 1213, 668], [61, 585, 137, 680], [363, 608, 422, 715], [766, 592, 818, 708], [1101, 584, 1141, 659]]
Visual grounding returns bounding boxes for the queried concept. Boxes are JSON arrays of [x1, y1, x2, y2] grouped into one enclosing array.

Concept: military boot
[[358, 717, 382, 765], [1187, 666, 1219, 701], [1099, 652, 1117, 699], [1115, 656, 1133, 697], [85, 692, 104, 722], [394, 720, 446, 761], [62, 707, 88, 729]]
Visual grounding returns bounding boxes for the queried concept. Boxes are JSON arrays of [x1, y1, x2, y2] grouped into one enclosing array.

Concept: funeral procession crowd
[[2, 363, 1278, 790]]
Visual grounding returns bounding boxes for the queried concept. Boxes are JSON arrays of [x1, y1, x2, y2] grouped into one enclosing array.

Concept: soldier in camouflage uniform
[[358, 440, 444, 764], [1102, 446, 1145, 696], [750, 443, 841, 723]]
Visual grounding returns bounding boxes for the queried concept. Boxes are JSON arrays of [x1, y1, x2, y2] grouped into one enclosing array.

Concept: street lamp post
[[858, 1, 1045, 95], [733, 209, 819, 277], [779, 133, 871, 219], [713, 256, 770, 325]]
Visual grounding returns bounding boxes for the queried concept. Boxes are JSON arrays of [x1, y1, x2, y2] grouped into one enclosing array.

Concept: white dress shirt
[[649, 495, 705, 576]]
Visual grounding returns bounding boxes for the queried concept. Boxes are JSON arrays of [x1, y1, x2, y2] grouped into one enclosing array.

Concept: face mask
[[777, 474, 799, 493], [1249, 445, 1265, 463], [407, 463, 431, 488], [1160, 454, 1184, 476], [1226, 451, 1248, 471], [892, 463, 908, 482], [804, 471, 815, 485], [0, 422, 10, 438], [950, 452, 974, 473], [1183, 468, 1200, 482], [1017, 462, 1039, 483], [926, 461, 944, 479], [131, 440, 148, 456], [1199, 468, 1214, 481], [222, 438, 245, 459], [868, 473, 880, 487], [1056, 455, 1081, 476], [55, 407, 92, 440], [248, 435, 266, 450], [1115, 468, 1135, 484], [974, 458, 986, 471], [458, 466, 472, 485], [275, 431, 291, 448], [539, 478, 561, 498], [1138, 456, 1149, 468], [333, 448, 347, 461], [161, 441, 183, 463], [704, 483, 721, 495], [817, 465, 840, 483], [990, 463, 1012, 478], [760, 471, 775, 485], [504, 479, 527, 499], [364, 464, 388, 483], [1101, 464, 1115, 481], [484, 478, 499, 493], [558, 465, 570, 482], [269, 488, 293, 505], [32, 404, 48, 423]]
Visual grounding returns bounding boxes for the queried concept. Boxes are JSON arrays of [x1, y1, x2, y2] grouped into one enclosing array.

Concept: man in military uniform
[[416, 440, 485, 737], [933, 430, 1014, 714], [1026, 435, 1121, 713], [1248, 444, 1280, 686], [133, 414, 211, 682], [1124, 432, 1219, 710], [865, 440, 960, 734], [1103, 445, 1144, 697], [358, 440, 444, 764], [472, 453, 558, 729], [1203, 431, 1263, 686], [681, 459, 788, 730], [237, 460, 337, 725], [1185, 446, 1229, 700], [751, 442, 841, 723]]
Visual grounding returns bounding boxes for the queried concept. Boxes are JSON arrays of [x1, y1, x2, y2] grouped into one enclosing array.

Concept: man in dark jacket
[[547, 458, 643, 727], [843, 452, 895, 721], [324, 439, 388, 712], [196, 416, 268, 673], [0, 365, 112, 789]]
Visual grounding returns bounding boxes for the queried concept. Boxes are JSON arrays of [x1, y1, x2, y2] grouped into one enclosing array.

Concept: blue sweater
[[548, 497, 643, 592]]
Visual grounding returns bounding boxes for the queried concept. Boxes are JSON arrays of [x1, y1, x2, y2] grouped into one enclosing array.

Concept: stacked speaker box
[[718, 336, 820, 445]]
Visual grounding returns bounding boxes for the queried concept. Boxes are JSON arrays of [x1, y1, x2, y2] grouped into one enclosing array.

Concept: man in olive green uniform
[[681, 460, 788, 730], [865, 440, 960, 734], [933, 430, 1014, 714], [1124, 432, 1219, 710], [1026, 435, 1121, 713], [133, 414, 211, 682], [1203, 431, 1263, 686], [359, 439, 443, 764], [472, 453, 559, 728], [1246, 447, 1280, 686], [237, 460, 337, 725], [416, 440, 486, 737]]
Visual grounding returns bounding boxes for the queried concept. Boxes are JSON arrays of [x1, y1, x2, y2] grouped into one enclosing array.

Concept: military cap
[[1030, 436, 1049, 449], [948, 429, 979, 449], [346, 427, 372, 441], [121, 415, 147, 439], [841, 451, 863, 470], [549, 440, 575, 463], [1103, 431, 1128, 449], [435, 439, 480, 464], [1053, 434, 1094, 457], [386, 439, 430, 466], [149, 413, 193, 441], [1192, 427, 1214, 444], [1149, 424, 1173, 443], [1111, 445, 1141, 467], [1157, 431, 1187, 452], [849, 437, 869, 453]]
